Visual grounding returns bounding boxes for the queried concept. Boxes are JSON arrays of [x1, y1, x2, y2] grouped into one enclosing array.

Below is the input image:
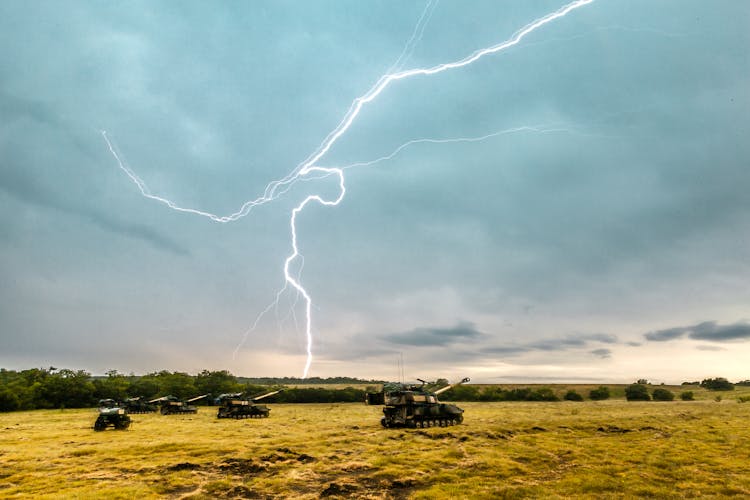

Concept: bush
[[625, 384, 651, 401], [564, 390, 583, 401], [589, 386, 610, 401], [700, 377, 734, 391], [737, 396, 750, 403], [680, 391, 694, 401], [651, 388, 674, 401]]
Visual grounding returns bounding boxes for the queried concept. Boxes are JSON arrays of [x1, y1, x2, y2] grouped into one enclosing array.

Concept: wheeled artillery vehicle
[[94, 400, 131, 431], [216, 389, 282, 419], [149, 394, 208, 415], [367, 377, 470, 428]]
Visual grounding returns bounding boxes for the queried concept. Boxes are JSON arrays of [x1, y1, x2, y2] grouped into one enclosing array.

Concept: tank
[[150, 394, 208, 415], [94, 400, 131, 431], [216, 390, 281, 419], [369, 377, 470, 428], [122, 396, 157, 414]]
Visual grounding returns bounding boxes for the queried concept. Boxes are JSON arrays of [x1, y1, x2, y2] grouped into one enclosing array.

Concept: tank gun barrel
[[251, 389, 283, 402], [433, 377, 470, 396], [187, 394, 209, 403]]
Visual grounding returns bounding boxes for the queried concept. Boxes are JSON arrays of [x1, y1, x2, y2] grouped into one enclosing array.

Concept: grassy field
[[2, 389, 750, 498]]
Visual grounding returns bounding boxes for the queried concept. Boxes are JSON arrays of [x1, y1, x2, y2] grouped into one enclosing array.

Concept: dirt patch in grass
[[217, 458, 268, 475]]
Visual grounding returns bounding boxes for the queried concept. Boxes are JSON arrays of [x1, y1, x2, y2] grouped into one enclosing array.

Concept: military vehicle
[[122, 396, 157, 414], [149, 394, 208, 415], [367, 377, 470, 428], [216, 390, 282, 419], [94, 400, 131, 431]]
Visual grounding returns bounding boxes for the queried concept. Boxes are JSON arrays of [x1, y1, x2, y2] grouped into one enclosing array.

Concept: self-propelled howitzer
[[150, 394, 208, 415], [216, 390, 282, 419], [370, 377, 470, 428]]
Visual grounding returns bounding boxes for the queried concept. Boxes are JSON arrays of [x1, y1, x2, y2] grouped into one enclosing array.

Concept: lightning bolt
[[104, 0, 595, 378]]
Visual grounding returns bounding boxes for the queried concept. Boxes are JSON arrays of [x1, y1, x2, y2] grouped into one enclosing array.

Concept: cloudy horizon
[[1, 1, 749, 384]]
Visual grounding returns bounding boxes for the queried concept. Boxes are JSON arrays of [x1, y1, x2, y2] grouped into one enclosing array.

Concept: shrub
[[737, 396, 750, 403], [589, 386, 610, 401], [651, 388, 674, 401], [700, 377, 734, 391], [680, 391, 694, 401], [564, 390, 583, 401], [625, 384, 651, 401]]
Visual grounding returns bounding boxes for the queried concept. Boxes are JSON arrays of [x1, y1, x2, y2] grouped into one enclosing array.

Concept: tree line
[[2, 368, 747, 412]]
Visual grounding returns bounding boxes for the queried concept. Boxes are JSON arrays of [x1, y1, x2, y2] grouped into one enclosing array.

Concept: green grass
[[1, 393, 750, 498]]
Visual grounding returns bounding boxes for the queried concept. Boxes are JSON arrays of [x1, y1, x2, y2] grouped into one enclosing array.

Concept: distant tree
[[128, 376, 160, 399], [194, 370, 242, 397], [651, 388, 674, 401], [36, 369, 96, 408], [735, 380, 750, 387], [0, 389, 20, 412], [625, 384, 651, 401], [149, 371, 196, 399], [564, 390, 583, 401], [636, 379, 649, 385], [93, 370, 131, 401], [681, 381, 699, 386], [680, 391, 694, 401], [589, 386, 610, 401], [700, 377, 734, 391]]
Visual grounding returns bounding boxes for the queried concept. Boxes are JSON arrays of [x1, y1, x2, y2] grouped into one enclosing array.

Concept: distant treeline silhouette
[[2, 367, 749, 412], [0, 367, 390, 411]]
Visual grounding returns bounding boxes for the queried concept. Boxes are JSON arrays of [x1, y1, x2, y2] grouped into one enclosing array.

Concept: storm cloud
[[384, 321, 484, 346], [1, 1, 749, 381], [644, 321, 750, 343]]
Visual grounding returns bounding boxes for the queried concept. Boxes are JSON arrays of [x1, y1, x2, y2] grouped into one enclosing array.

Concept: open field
[[2, 396, 750, 498]]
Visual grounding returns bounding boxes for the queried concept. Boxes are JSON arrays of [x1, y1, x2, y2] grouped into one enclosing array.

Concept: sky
[[1, 0, 749, 384]]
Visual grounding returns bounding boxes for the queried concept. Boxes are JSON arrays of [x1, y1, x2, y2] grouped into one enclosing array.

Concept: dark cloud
[[644, 327, 689, 342], [644, 321, 750, 343], [529, 333, 617, 351], [0, 167, 189, 256], [384, 321, 484, 347], [590, 348, 612, 359], [485, 333, 618, 357]]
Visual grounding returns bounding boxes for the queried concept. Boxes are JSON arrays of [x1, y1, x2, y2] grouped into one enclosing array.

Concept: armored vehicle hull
[[216, 400, 270, 419], [160, 402, 198, 415]]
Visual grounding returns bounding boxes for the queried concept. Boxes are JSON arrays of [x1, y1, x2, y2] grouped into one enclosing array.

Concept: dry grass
[[2, 391, 750, 498]]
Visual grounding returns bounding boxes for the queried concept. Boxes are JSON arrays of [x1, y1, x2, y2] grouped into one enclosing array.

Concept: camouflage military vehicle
[[94, 400, 131, 431], [122, 396, 157, 414], [150, 394, 208, 415], [368, 377, 470, 428], [216, 390, 282, 419]]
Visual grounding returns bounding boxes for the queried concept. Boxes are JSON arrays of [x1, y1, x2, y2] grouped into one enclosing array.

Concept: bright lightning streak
[[104, 0, 595, 378]]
